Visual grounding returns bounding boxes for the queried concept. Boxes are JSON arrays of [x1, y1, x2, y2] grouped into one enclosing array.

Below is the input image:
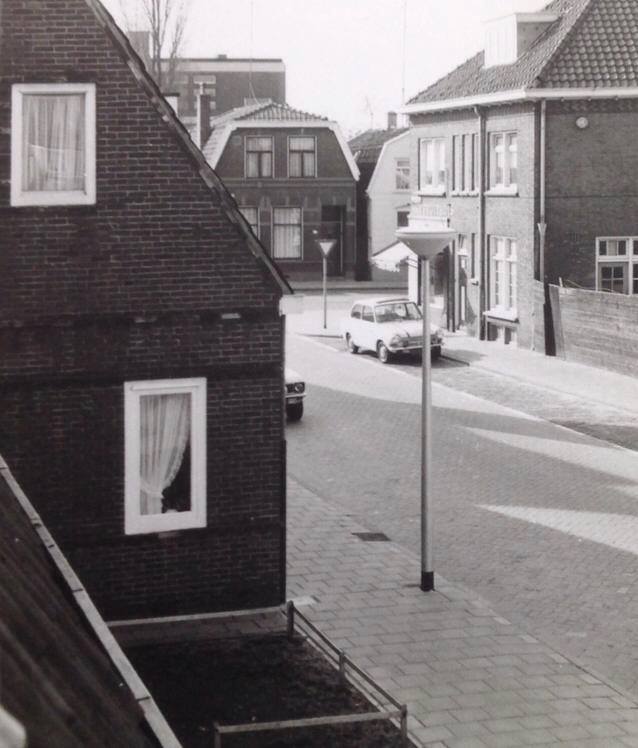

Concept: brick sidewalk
[[287, 478, 638, 747]]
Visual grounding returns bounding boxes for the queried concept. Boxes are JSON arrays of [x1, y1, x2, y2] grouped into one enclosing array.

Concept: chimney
[[387, 111, 398, 130], [128, 30, 151, 69], [196, 93, 212, 149]]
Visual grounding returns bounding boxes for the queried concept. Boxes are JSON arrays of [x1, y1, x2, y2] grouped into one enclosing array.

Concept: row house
[[202, 100, 361, 280], [1, 0, 290, 622], [403, 0, 638, 349], [349, 117, 410, 283]]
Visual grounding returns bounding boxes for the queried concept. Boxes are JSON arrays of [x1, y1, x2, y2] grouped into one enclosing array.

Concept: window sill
[[485, 186, 518, 197], [484, 308, 519, 325], [417, 187, 446, 197], [450, 190, 479, 197]]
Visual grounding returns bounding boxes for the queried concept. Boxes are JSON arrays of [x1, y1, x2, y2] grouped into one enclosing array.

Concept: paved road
[[286, 332, 638, 698]]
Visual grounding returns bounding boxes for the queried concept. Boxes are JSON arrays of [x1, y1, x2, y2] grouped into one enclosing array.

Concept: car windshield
[[374, 302, 422, 323]]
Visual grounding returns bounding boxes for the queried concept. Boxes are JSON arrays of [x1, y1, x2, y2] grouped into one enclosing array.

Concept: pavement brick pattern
[[288, 478, 638, 747]]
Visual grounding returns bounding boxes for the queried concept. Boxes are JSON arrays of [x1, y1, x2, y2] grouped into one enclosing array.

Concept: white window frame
[[596, 237, 638, 295], [488, 131, 517, 195], [124, 378, 207, 535], [395, 157, 410, 191], [489, 236, 518, 317], [287, 135, 317, 178], [418, 137, 446, 194], [245, 136, 274, 179], [11, 83, 96, 207], [272, 207, 303, 260]]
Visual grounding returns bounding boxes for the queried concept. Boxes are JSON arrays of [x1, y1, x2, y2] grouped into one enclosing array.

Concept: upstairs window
[[418, 137, 446, 193], [288, 136, 316, 178], [452, 134, 479, 193], [395, 158, 410, 190], [124, 378, 207, 535], [245, 136, 273, 178], [11, 83, 96, 206], [489, 132, 517, 193]]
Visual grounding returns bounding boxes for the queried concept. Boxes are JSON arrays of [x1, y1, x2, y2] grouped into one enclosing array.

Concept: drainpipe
[[538, 99, 547, 282], [474, 106, 486, 339]]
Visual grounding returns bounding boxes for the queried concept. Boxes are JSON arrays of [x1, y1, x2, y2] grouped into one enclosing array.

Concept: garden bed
[[127, 633, 413, 747]]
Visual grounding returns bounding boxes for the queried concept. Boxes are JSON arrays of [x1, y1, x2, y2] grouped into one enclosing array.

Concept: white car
[[340, 297, 443, 363], [285, 368, 305, 421]]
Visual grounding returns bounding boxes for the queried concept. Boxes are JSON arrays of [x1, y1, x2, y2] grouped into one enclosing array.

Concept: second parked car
[[340, 297, 443, 363]]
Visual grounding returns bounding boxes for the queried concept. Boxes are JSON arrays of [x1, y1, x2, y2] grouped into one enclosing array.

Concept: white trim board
[[403, 86, 638, 115], [206, 121, 360, 181]]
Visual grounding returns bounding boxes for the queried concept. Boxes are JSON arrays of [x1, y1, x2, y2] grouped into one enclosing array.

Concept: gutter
[[538, 99, 547, 283], [0, 456, 182, 748], [402, 86, 638, 115]]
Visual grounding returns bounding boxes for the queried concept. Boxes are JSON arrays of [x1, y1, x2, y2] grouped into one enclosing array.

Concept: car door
[[361, 305, 376, 350]]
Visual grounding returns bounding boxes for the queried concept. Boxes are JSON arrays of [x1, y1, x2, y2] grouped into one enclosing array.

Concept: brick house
[[349, 122, 410, 283], [403, 0, 638, 348], [202, 100, 361, 280], [0, 0, 291, 621]]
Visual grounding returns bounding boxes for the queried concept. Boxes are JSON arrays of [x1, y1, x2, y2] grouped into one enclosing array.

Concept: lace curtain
[[22, 94, 85, 192], [273, 208, 302, 259], [140, 393, 191, 516]]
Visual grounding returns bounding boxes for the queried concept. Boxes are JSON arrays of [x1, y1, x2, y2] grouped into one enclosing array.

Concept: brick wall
[[545, 100, 638, 289], [548, 285, 638, 376], [0, 0, 286, 618], [409, 104, 538, 346]]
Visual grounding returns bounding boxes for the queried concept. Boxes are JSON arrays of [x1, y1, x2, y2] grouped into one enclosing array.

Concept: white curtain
[[23, 94, 85, 192], [140, 393, 191, 515], [273, 208, 302, 259]]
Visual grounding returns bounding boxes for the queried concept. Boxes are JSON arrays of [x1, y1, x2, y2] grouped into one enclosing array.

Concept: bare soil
[[127, 633, 413, 747]]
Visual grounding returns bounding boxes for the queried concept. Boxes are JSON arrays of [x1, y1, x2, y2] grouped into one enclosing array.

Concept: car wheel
[[345, 334, 359, 354], [377, 341, 391, 364], [286, 401, 303, 422], [431, 346, 441, 361]]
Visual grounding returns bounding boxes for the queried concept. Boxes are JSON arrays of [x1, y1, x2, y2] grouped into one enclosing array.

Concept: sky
[[104, 0, 547, 137]]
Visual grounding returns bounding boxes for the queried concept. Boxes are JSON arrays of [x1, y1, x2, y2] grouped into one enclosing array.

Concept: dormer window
[[484, 13, 558, 68]]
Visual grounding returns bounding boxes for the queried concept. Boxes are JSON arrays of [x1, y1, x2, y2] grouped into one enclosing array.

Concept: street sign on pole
[[316, 238, 336, 330]]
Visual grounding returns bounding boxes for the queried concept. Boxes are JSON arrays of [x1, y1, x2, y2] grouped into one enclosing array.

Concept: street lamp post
[[314, 233, 337, 330], [396, 224, 455, 591]]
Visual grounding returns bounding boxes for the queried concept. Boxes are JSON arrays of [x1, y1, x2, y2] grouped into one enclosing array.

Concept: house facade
[[350, 124, 410, 283], [0, 0, 290, 621], [203, 101, 360, 280], [404, 0, 638, 348]]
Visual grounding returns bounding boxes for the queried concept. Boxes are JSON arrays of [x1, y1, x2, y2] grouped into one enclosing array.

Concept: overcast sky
[[104, 0, 546, 136]]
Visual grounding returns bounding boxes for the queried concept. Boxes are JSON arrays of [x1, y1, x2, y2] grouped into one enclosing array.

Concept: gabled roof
[[349, 128, 409, 163], [0, 456, 176, 747], [407, 0, 638, 112], [84, 0, 291, 296], [202, 100, 360, 180]]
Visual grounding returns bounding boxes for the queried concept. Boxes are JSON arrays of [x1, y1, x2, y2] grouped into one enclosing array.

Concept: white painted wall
[[367, 131, 412, 258]]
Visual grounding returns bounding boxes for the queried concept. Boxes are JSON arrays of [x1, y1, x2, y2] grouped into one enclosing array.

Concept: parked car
[[340, 297, 443, 363], [285, 368, 305, 421]]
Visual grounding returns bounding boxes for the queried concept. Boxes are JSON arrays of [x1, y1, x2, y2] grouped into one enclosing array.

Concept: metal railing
[[212, 601, 409, 747]]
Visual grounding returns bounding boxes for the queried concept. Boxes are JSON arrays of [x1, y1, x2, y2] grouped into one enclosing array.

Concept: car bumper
[[285, 396, 305, 405], [388, 340, 443, 352]]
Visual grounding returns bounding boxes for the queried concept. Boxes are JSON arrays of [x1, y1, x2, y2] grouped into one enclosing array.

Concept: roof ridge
[[239, 100, 330, 121], [533, 0, 598, 87]]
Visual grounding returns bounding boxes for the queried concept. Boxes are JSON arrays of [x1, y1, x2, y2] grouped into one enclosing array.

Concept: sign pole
[[323, 255, 328, 329], [421, 256, 434, 591]]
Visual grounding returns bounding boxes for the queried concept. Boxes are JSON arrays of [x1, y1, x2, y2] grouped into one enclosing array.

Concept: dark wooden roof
[[0, 467, 161, 747]]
